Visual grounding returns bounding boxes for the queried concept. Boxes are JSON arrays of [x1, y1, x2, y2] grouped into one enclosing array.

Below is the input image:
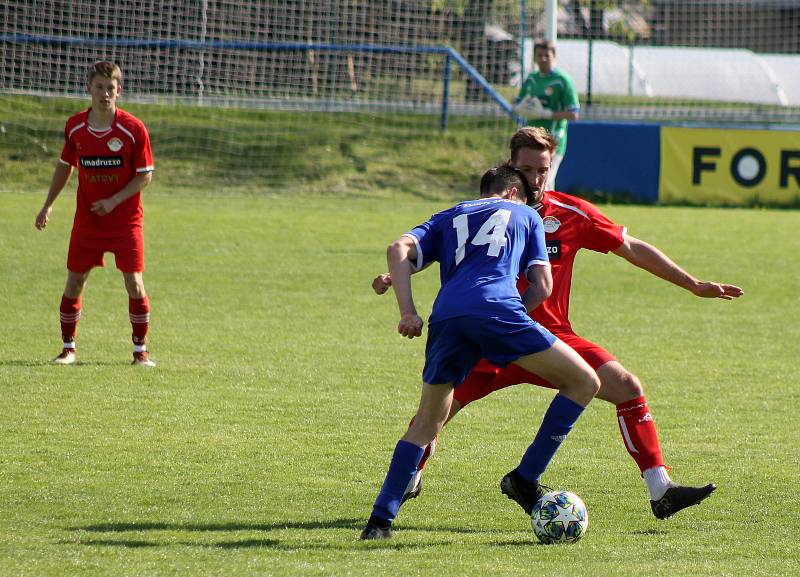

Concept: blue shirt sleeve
[[407, 213, 442, 271], [524, 211, 550, 271]]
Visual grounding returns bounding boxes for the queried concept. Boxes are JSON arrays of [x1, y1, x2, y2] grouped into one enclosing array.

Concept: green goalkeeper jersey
[[516, 68, 580, 156]]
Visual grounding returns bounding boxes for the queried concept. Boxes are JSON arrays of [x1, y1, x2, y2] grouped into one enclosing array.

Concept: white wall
[[521, 38, 800, 106]]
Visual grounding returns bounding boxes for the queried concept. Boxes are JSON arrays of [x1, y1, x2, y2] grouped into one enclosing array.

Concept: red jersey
[[519, 190, 626, 332], [60, 108, 154, 233]]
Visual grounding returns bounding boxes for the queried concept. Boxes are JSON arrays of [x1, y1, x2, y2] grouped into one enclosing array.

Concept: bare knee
[[559, 368, 600, 407], [64, 271, 90, 298], [597, 364, 644, 404], [618, 371, 643, 398], [123, 273, 147, 299], [579, 370, 602, 399]]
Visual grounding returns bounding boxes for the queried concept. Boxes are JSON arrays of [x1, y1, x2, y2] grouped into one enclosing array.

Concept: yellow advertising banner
[[660, 127, 800, 205]]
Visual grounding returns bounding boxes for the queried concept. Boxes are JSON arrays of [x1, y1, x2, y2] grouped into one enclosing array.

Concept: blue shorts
[[422, 312, 556, 386]]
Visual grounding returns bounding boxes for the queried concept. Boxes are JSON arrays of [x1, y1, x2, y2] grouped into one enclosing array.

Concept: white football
[[531, 490, 589, 544]]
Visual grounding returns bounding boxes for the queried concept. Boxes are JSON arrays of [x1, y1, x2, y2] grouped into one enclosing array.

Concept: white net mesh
[[1, 0, 799, 191], [540, 0, 800, 123]]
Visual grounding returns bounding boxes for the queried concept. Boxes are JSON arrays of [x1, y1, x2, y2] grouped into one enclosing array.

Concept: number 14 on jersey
[[452, 209, 511, 265]]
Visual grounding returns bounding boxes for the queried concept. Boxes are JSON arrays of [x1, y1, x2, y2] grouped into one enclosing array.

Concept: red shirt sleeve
[[581, 203, 626, 254], [60, 120, 77, 167], [133, 121, 154, 173]]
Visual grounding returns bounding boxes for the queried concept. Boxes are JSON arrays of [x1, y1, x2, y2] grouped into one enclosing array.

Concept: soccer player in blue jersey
[[372, 127, 740, 521], [360, 164, 601, 540]]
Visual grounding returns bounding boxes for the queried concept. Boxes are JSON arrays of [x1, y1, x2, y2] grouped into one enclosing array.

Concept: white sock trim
[[63, 341, 76, 350], [133, 344, 147, 353], [644, 466, 675, 501]]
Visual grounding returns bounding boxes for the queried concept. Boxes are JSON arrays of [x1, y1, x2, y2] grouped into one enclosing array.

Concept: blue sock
[[518, 394, 584, 483], [370, 440, 425, 524]]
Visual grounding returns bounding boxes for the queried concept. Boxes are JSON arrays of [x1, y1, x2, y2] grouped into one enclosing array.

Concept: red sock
[[616, 396, 665, 473], [416, 437, 436, 472], [59, 295, 81, 345], [129, 296, 150, 347]]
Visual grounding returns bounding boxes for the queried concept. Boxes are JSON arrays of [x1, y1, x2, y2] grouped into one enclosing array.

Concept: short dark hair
[[533, 39, 556, 56], [480, 165, 533, 204]]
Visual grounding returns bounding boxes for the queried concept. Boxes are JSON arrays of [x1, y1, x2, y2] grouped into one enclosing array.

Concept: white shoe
[[52, 348, 76, 365]]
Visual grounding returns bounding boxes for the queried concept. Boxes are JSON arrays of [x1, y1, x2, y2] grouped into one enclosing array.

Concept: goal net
[[0, 1, 524, 194], [545, 0, 800, 124], [2, 0, 799, 193]]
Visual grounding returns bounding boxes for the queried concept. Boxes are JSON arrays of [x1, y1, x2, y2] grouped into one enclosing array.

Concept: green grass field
[[1, 189, 798, 576]]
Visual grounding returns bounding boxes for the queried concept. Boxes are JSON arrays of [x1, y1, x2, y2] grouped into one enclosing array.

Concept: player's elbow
[[386, 240, 406, 267], [387, 239, 402, 256]]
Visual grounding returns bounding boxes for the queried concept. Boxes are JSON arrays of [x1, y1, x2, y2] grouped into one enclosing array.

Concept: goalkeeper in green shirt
[[513, 40, 580, 190]]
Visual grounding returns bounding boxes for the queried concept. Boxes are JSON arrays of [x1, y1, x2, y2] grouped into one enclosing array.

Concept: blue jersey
[[406, 198, 549, 324]]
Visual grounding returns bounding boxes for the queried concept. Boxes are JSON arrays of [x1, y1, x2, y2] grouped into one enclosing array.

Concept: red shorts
[[453, 331, 616, 407], [67, 227, 144, 273]]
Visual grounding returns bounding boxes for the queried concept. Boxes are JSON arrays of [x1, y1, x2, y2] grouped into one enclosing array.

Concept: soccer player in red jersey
[[35, 61, 156, 367], [373, 127, 744, 520]]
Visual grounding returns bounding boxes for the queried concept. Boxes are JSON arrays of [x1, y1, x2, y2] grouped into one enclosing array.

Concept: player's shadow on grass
[[62, 537, 435, 551], [206, 538, 430, 550], [57, 539, 163, 548], [66, 519, 499, 550], [70, 519, 503, 536], [69, 519, 363, 533], [488, 538, 543, 547], [0, 359, 68, 367], [0, 359, 133, 367], [63, 520, 448, 550]]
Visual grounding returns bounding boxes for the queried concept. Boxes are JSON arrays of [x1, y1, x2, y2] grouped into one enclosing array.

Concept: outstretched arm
[[613, 235, 743, 300], [387, 236, 424, 338]]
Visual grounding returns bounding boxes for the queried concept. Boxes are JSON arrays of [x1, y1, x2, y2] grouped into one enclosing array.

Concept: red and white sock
[[616, 396, 665, 473], [129, 296, 150, 349], [59, 295, 81, 349]]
